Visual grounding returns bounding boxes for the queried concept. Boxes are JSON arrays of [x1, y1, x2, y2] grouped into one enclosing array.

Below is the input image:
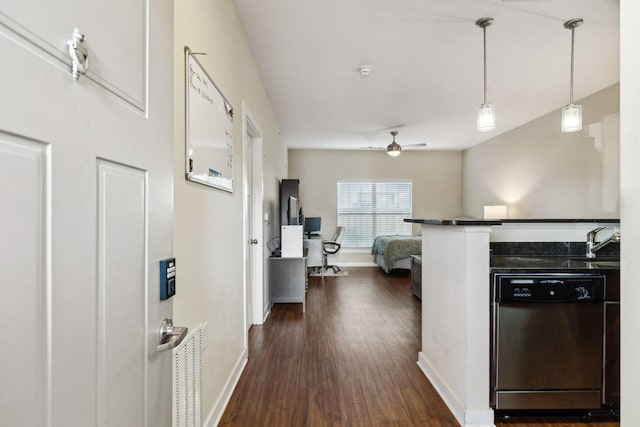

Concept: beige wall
[[173, 0, 286, 424], [288, 149, 462, 264], [463, 84, 619, 219]]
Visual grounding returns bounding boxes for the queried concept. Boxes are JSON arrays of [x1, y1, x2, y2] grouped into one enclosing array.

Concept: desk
[[269, 255, 307, 313], [303, 237, 323, 268]]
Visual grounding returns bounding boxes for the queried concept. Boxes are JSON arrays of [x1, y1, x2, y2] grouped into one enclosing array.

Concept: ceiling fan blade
[[328, 124, 406, 137], [371, 124, 406, 134], [360, 146, 386, 150], [400, 143, 427, 149]]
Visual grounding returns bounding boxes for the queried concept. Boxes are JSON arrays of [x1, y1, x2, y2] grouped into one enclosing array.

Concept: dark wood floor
[[219, 267, 620, 427]]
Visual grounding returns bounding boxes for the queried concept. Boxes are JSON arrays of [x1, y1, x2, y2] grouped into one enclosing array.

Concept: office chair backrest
[[331, 226, 346, 245]]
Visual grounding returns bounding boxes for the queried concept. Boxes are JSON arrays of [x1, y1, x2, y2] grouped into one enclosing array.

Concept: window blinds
[[337, 181, 413, 248]]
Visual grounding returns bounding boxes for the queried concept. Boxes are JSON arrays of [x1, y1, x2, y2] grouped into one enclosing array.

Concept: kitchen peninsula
[[404, 218, 620, 427]]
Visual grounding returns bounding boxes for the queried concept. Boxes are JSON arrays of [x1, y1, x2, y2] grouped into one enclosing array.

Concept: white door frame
[[242, 102, 265, 341]]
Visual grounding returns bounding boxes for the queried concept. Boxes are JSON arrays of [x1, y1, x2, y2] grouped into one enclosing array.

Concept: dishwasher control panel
[[495, 274, 604, 303]]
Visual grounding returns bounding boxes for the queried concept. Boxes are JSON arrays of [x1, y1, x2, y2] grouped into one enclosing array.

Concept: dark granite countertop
[[491, 255, 620, 273], [405, 218, 620, 226], [404, 218, 500, 226], [500, 218, 620, 223], [405, 219, 621, 272]]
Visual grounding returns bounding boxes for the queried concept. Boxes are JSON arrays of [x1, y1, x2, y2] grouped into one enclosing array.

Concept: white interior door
[[0, 1, 174, 426], [251, 138, 265, 323], [245, 128, 255, 330], [243, 103, 265, 331]]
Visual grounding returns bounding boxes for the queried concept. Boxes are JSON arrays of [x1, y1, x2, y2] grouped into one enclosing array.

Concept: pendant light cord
[[569, 26, 575, 104], [483, 25, 488, 105], [563, 18, 582, 105], [476, 18, 493, 105]]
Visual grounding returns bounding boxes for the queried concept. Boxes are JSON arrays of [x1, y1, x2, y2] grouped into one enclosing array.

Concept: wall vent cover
[[173, 324, 203, 427]]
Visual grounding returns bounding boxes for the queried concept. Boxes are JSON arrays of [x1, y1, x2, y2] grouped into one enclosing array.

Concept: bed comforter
[[371, 235, 422, 269]]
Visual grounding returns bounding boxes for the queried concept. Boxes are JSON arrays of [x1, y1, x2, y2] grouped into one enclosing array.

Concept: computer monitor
[[304, 217, 321, 237], [287, 196, 299, 225]]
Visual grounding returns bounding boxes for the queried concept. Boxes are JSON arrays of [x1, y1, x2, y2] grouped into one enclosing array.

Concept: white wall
[[417, 225, 494, 427], [288, 149, 462, 264], [173, 0, 286, 424], [463, 84, 619, 219], [620, 2, 640, 425]]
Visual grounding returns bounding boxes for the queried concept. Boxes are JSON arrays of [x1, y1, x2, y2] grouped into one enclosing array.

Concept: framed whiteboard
[[184, 46, 234, 192]]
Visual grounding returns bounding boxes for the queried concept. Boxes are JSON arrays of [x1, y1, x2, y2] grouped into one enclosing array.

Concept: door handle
[[157, 318, 188, 352], [250, 239, 258, 245]]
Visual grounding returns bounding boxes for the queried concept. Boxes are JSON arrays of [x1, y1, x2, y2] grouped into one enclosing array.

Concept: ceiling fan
[[363, 131, 427, 157]]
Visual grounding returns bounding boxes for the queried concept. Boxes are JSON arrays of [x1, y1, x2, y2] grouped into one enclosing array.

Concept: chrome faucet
[[586, 227, 620, 258]]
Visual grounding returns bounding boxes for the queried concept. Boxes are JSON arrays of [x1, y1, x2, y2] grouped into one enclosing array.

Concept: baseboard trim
[[417, 352, 465, 426], [417, 352, 495, 427], [465, 408, 495, 427], [204, 348, 248, 427], [339, 262, 377, 267], [263, 303, 271, 323]]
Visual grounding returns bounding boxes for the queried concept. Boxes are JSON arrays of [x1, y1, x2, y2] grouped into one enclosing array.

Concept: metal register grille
[[173, 324, 203, 427]]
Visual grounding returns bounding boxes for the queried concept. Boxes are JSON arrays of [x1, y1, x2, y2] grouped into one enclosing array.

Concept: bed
[[371, 235, 422, 273]]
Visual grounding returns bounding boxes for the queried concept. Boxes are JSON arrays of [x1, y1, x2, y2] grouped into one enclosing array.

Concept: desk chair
[[322, 226, 347, 274]]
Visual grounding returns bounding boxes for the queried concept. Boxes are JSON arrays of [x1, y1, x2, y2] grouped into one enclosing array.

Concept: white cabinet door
[[0, 1, 174, 426]]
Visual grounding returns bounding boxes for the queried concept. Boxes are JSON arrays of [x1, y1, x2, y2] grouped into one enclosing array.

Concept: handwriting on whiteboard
[[189, 64, 214, 105]]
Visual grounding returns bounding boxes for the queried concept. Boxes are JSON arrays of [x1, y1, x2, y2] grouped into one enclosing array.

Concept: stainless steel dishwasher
[[491, 273, 604, 410]]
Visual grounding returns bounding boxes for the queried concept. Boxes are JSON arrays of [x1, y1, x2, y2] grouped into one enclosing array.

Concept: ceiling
[[231, 0, 619, 151]]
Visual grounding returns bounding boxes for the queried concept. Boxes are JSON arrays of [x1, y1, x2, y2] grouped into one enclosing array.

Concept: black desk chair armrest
[[323, 241, 341, 255]]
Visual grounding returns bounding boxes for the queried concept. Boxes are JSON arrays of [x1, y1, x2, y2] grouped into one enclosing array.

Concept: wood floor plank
[[219, 267, 619, 427]]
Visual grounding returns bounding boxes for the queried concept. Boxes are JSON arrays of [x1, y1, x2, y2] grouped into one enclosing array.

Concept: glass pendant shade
[[477, 103, 496, 132], [561, 103, 582, 132]]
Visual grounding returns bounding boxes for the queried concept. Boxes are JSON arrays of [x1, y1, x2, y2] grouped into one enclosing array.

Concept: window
[[337, 181, 413, 248]]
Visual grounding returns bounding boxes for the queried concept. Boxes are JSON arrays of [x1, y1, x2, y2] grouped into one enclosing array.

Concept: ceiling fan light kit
[[382, 131, 427, 157], [561, 18, 583, 132], [387, 131, 402, 157], [476, 17, 496, 132]]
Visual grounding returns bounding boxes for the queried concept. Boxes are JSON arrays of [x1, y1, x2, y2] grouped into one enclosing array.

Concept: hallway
[[219, 267, 619, 426]]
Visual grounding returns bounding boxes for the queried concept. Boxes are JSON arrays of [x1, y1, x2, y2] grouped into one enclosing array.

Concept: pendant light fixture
[[561, 18, 583, 132], [387, 131, 402, 157], [476, 17, 495, 132]]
